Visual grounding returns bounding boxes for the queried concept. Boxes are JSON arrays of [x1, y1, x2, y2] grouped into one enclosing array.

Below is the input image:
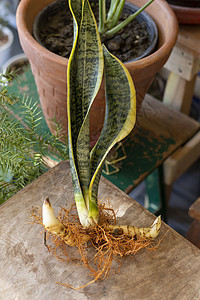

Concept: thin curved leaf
[[68, 0, 85, 222], [76, 0, 103, 207], [88, 45, 136, 217]]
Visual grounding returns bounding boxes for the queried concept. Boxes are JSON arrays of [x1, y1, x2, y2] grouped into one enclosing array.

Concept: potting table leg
[[162, 24, 200, 201], [163, 72, 197, 115]]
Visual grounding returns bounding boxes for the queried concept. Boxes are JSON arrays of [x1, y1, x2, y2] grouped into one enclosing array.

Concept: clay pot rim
[[16, 0, 178, 68], [170, 4, 200, 12], [169, 4, 200, 24], [126, 0, 178, 68]]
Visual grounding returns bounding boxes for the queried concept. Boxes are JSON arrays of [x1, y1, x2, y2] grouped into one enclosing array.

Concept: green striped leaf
[[88, 46, 136, 218], [67, 0, 85, 224], [76, 0, 103, 208], [67, 0, 103, 225], [67, 0, 136, 227]]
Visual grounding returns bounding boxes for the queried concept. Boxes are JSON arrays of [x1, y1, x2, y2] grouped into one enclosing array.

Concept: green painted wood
[[145, 169, 161, 213], [103, 127, 176, 191], [144, 167, 167, 222], [102, 96, 200, 192]]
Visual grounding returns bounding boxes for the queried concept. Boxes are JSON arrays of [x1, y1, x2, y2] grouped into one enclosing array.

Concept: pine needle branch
[[0, 80, 69, 204]]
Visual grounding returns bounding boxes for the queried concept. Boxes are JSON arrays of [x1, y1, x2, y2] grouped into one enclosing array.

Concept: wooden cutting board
[[1, 161, 200, 299]]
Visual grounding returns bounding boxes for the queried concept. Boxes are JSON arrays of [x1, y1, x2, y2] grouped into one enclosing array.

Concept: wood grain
[[178, 25, 200, 59], [163, 73, 197, 113], [187, 199, 200, 249], [189, 198, 200, 222], [1, 161, 200, 299], [164, 46, 200, 81]]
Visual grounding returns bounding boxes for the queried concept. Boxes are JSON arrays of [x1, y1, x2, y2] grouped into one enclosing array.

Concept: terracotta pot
[[167, 2, 200, 24], [16, 0, 178, 141], [167, 1, 200, 8]]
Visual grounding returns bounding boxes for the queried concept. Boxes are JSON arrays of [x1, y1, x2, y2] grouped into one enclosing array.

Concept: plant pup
[[42, 0, 161, 244], [40, 0, 161, 288]]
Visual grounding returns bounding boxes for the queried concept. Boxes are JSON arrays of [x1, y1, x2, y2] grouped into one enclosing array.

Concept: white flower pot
[[2, 53, 28, 73], [0, 26, 14, 68]]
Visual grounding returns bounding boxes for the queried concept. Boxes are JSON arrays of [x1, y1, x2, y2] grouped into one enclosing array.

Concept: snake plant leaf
[[67, 0, 103, 225], [76, 0, 103, 207], [88, 45, 136, 218], [69, 0, 82, 45], [68, 0, 85, 224]]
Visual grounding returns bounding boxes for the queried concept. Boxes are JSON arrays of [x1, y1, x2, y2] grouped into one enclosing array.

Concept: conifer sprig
[[0, 81, 68, 204]]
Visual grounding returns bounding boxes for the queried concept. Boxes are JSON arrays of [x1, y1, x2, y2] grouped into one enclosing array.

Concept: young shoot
[[98, 0, 155, 37], [42, 0, 161, 242], [37, 0, 163, 288], [43, 198, 161, 244]]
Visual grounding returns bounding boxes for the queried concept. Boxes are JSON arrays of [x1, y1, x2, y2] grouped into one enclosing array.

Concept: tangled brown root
[[30, 200, 162, 289]]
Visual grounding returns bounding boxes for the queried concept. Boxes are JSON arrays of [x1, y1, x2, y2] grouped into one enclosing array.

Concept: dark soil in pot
[[33, 0, 158, 63], [7, 60, 30, 75], [0, 31, 8, 47]]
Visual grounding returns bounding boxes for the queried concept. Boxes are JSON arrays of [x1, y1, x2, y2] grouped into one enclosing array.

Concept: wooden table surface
[[1, 161, 200, 299]]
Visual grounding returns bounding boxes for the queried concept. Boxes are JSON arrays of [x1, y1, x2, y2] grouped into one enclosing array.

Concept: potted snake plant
[[35, 0, 161, 287], [16, 0, 178, 143]]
